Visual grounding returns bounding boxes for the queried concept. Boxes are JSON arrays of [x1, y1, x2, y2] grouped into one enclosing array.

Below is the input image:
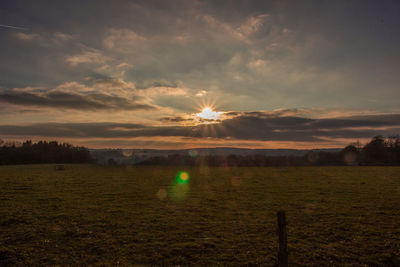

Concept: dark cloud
[[159, 116, 217, 124], [1, 114, 399, 142], [160, 116, 193, 122], [0, 90, 155, 111], [0, 123, 145, 138], [135, 79, 179, 90]]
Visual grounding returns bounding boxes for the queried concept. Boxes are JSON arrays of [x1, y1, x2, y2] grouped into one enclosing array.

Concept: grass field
[[0, 165, 399, 266]]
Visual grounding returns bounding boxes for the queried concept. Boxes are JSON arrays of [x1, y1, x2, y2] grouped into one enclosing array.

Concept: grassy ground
[[0, 165, 399, 266]]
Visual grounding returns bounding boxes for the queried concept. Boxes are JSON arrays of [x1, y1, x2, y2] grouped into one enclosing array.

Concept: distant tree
[[131, 135, 400, 167], [354, 140, 362, 151], [361, 136, 388, 165], [0, 140, 92, 165], [387, 135, 400, 165], [107, 158, 118, 165]]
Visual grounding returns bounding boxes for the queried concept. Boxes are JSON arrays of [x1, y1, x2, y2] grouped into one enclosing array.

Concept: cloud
[[1, 113, 399, 142], [0, 91, 153, 111], [14, 31, 77, 45], [0, 24, 28, 30], [160, 116, 193, 123], [195, 90, 207, 97], [88, 78, 136, 94], [7, 1, 397, 111], [53, 32, 77, 42], [103, 28, 146, 51], [0, 83, 154, 111], [237, 14, 270, 37], [0, 123, 145, 138], [14, 32, 40, 41], [135, 79, 179, 90], [66, 48, 110, 66]]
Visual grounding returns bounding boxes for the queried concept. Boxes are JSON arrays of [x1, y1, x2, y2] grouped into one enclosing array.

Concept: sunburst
[[196, 107, 223, 120]]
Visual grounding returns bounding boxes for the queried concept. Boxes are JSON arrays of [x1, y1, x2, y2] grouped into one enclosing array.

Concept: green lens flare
[[175, 171, 190, 184], [169, 171, 191, 201]]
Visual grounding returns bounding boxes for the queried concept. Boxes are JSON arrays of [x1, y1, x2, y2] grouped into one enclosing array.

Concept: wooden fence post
[[277, 210, 288, 267]]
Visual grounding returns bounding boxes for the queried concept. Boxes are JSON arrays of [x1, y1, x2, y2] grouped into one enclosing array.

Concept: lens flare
[[156, 188, 167, 200], [307, 151, 319, 163], [344, 152, 358, 165], [188, 149, 198, 158], [122, 150, 133, 157], [169, 171, 191, 201], [176, 171, 190, 184]]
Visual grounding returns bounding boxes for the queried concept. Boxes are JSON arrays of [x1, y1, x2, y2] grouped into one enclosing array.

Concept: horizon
[[0, 137, 351, 150], [1, 1, 400, 149]]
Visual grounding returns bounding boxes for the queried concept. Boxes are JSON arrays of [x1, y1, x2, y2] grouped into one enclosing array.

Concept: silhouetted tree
[[361, 136, 388, 165], [387, 135, 400, 165], [0, 140, 92, 165], [136, 135, 400, 167]]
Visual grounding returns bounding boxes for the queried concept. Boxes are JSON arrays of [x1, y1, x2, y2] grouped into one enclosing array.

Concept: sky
[[1, 0, 400, 149]]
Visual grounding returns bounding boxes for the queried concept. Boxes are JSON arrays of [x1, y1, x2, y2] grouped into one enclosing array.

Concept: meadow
[[0, 165, 399, 266]]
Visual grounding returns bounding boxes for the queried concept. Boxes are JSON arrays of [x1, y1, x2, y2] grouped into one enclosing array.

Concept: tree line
[[137, 136, 400, 166], [0, 140, 92, 165], [0, 135, 399, 166]]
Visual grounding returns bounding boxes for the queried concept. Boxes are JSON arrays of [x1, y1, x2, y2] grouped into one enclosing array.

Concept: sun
[[196, 107, 222, 120]]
